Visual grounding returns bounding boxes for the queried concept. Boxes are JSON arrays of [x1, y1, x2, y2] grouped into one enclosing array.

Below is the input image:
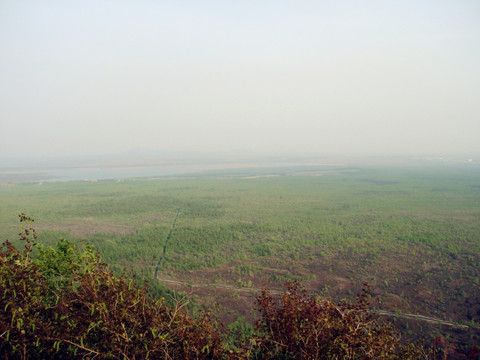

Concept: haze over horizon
[[1, 1, 479, 160]]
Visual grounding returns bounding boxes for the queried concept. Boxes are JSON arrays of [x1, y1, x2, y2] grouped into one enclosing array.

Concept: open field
[[1, 163, 479, 350]]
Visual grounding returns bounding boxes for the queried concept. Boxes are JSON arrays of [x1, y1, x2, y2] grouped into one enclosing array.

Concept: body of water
[[0, 166, 209, 183]]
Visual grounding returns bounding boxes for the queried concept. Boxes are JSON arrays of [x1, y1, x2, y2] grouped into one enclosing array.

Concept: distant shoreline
[[0, 160, 347, 184], [0, 155, 477, 184]]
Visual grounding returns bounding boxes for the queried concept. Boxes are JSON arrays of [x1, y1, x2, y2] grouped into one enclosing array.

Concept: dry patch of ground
[[39, 218, 134, 237]]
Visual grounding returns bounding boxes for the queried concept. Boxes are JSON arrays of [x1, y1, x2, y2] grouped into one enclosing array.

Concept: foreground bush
[[250, 282, 432, 359], [0, 215, 446, 359], [0, 215, 225, 359]]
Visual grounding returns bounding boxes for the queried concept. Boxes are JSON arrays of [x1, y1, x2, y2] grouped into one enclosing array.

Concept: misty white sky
[[1, 1, 479, 159]]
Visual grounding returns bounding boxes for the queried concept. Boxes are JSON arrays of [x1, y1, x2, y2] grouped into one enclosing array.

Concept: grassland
[[1, 163, 479, 349]]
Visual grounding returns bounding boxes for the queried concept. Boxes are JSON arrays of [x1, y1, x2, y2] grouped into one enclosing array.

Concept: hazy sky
[[1, 1, 479, 158]]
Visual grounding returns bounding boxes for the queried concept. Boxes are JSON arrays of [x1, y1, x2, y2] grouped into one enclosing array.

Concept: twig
[[60, 339, 101, 356]]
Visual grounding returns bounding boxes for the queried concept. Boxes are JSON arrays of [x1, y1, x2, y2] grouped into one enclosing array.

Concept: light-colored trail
[[156, 277, 475, 330], [373, 310, 470, 329], [158, 278, 283, 295]]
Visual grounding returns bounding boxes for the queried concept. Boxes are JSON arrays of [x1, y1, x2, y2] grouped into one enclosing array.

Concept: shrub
[[0, 215, 226, 359], [250, 282, 430, 359]]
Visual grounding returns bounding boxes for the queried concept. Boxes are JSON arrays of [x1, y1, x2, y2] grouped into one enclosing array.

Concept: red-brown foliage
[[249, 282, 430, 359], [0, 215, 226, 359]]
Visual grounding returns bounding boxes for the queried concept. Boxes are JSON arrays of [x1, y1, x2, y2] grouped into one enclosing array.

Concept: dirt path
[[157, 278, 283, 295], [374, 310, 470, 329], [156, 277, 475, 330]]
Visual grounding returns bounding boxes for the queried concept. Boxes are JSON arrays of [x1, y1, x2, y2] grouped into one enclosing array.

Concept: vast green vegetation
[[1, 163, 479, 354], [0, 215, 444, 359]]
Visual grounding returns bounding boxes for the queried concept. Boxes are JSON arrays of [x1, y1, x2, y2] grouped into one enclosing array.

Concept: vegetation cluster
[[0, 165, 479, 357], [0, 215, 450, 359]]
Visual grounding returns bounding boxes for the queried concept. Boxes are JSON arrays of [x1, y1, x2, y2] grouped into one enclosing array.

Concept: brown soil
[[39, 218, 134, 237]]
